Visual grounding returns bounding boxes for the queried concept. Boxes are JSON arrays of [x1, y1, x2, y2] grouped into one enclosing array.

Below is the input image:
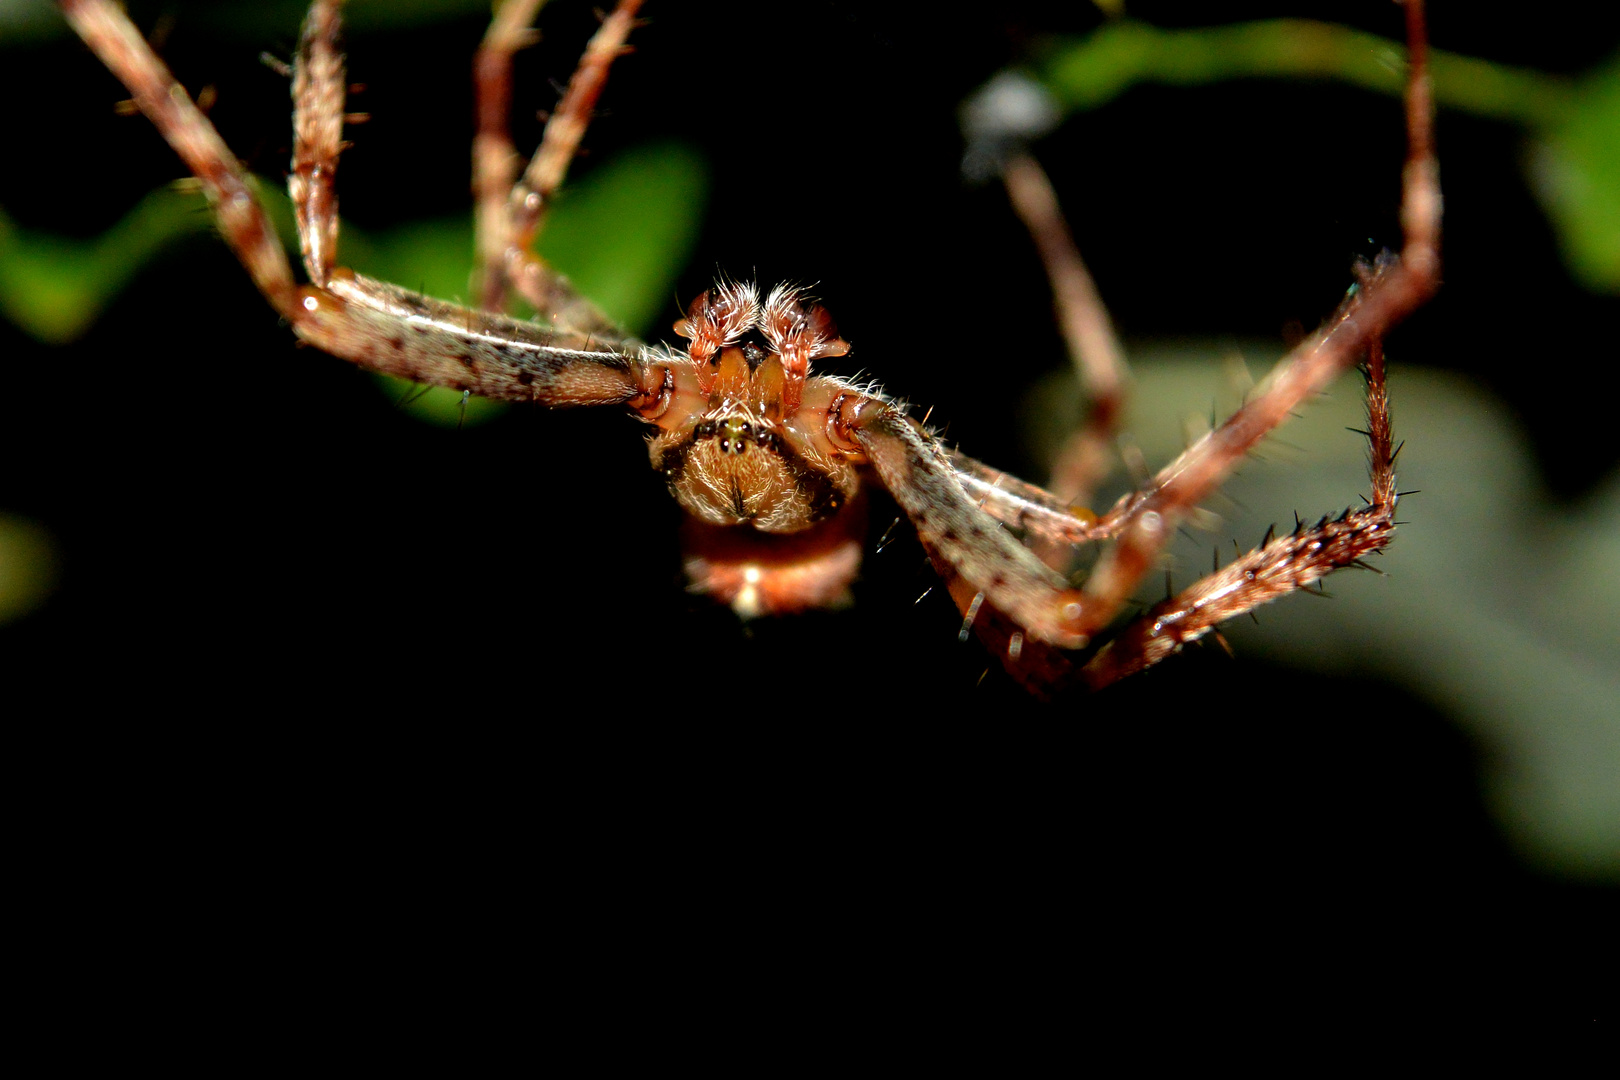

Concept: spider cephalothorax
[[59, 0, 1439, 695]]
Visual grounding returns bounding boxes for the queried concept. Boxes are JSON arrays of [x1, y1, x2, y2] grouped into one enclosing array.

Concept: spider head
[[646, 281, 859, 533]]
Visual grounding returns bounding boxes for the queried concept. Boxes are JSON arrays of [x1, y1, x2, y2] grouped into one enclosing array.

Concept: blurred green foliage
[[1038, 19, 1619, 293], [0, 513, 56, 624], [1533, 54, 1620, 292]]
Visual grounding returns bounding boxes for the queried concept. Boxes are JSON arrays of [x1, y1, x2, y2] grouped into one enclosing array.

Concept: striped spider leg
[[61, 0, 652, 413]]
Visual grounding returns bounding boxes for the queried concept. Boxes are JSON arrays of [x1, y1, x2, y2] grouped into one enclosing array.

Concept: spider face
[[645, 282, 859, 534], [653, 407, 850, 532]]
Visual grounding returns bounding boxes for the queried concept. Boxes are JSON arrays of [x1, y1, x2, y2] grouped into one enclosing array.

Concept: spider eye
[[719, 416, 752, 455]]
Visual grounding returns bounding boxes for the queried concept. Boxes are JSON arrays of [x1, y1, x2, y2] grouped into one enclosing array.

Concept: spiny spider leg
[[1035, 0, 1436, 690], [473, 0, 643, 333], [1079, 334, 1402, 690], [1064, 1, 1435, 638], [62, 0, 658, 410], [910, 0, 1437, 691]]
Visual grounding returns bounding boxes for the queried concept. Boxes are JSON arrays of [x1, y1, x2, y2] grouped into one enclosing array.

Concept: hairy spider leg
[[913, 0, 1438, 692], [62, 0, 662, 411], [1075, 0, 1437, 646], [1077, 332, 1404, 689], [473, 0, 643, 333]]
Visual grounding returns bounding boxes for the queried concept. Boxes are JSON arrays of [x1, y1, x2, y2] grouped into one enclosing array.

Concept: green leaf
[[1531, 56, 1620, 293], [535, 142, 709, 335], [1035, 19, 1618, 293]]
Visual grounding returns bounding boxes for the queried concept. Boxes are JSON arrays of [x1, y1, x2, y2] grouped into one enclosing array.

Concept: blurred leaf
[[0, 186, 212, 343], [539, 142, 708, 335], [1531, 56, 1620, 293], [1038, 18, 1572, 123], [1034, 19, 1620, 292], [0, 512, 57, 625], [0, 0, 68, 41], [0, 174, 300, 344]]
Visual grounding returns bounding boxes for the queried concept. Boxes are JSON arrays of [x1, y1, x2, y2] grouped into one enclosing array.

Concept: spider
[[56, 0, 1439, 698]]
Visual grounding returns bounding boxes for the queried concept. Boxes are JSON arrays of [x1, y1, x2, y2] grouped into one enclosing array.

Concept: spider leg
[[1067, 0, 1439, 648], [289, 0, 650, 401], [59, 0, 300, 319], [1079, 336, 1402, 690], [1000, 152, 1130, 512], [475, 0, 643, 334], [885, 0, 1436, 692], [947, 450, 1116, 547], [290, 0, 344, 290], [62, 0, 659, 409], [839, 400, 1094, 649], [473, 0, 545, 313]]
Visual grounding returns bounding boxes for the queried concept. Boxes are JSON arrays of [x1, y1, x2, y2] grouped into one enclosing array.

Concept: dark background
[[3, 2, 1613, 1011]]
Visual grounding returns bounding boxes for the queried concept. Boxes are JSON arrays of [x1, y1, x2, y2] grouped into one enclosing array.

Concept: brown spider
[[57, 0, 1439, 698]]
